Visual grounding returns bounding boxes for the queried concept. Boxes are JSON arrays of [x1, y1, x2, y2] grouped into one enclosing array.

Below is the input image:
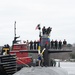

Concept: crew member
[[46, 27, 52, 35], [51, 39, 54, 49], [30, 40, 33, 50], [59, 40, 62, 49], [34, 40, 37, 50], [55, 40, 58, 49], [38, 54, 42, 66], [63, 39, 67, 49], [26, 40, 29, 50], [42, 26, 46, 35], [63, 39, 67, 46]]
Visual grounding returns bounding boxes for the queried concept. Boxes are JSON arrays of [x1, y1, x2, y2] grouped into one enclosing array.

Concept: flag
[[35, 24, 41, 30]]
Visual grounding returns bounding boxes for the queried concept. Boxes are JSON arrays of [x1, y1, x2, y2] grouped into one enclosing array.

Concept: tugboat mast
[[12, 21, 20, 44], [14, 21, 16, 38]]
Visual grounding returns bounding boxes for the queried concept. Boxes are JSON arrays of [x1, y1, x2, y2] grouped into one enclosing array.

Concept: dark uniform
[[30, 41, 33, 50], [34, 40, 37, 49], [46, 27, 52, 35], [42, 26, 46, 35], [51, 40, 54, 49], [63, 39, 67, 49], [55, 40, 58, 49], [59, 40, 62, 49], [63, 39, 67, 46]]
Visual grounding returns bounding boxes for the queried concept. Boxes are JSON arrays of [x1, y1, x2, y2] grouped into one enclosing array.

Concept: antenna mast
[[13, 21, 20, 44], [14, 21, 16, 38]]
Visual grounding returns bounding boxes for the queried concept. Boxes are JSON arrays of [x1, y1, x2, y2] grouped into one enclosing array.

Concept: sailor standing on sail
[[38, 54, 42, 66], [38, 48, 45, 66], [37, 41, 46, 66]]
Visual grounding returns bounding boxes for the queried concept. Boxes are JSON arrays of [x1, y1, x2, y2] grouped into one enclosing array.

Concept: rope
[[17, 59, 29, 67], [13, 56, 29, 67]]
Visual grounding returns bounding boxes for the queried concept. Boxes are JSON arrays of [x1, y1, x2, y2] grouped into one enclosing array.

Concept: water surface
[[60, 62, 75, 75]]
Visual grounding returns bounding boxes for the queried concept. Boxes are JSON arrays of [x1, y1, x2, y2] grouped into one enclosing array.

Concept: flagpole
[[39, 25, 41, 54], [35, 24, 41, 54]]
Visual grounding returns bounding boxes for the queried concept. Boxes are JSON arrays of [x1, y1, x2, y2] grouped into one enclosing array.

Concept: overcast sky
[[0, 0, 75, 46]]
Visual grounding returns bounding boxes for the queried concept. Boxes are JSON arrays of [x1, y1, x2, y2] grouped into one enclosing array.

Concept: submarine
[[0, 22, 72, 75], [13, 24, 72, 75]]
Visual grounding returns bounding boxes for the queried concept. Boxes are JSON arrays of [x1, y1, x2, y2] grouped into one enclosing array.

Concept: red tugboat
[[0, 22, 40, 74], [10, 43, 32, 67], [10, 21, 32, 68]]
